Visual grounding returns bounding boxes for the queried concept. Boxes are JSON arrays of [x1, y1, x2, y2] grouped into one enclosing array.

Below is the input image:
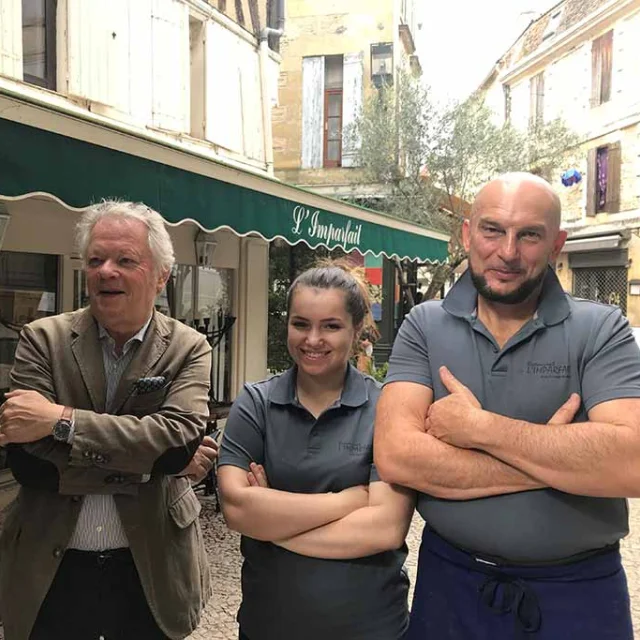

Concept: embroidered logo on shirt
[[525, 361, 571, 378], [339, 442, 373, 455]]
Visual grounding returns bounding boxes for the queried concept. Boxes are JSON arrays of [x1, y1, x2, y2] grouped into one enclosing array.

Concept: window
[[371, 43, 393, 88], [0, 251, 58, 401], [323, 56, 343, 168], [22, 0, 56, 90], [591, 30, 613, 107], [529, 72, 544, 128], [586, 143, 621, 215], [503, 84, 512, 124], [155, 265, 235, 405], [542, 9, 563, 41]]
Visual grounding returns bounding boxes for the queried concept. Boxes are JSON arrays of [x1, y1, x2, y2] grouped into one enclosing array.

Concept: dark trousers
[[30, 548, 167, 640], [407, 527, 633, 640], [239, 632, 251, 640]]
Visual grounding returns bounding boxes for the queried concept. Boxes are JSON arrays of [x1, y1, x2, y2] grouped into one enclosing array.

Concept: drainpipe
[[258, 0, 284, 176]]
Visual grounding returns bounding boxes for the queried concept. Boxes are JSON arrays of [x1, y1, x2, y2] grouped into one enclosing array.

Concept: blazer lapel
[[110, 311, 171, 414], [70, 309, 107, 413]]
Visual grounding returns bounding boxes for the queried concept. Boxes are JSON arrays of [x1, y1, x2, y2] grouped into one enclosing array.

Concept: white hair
[[75, 200, 175, 274]]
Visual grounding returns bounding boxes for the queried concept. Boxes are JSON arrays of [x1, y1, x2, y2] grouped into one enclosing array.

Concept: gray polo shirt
[[386, 267, 640, 563], [219, 364, 409, 640]]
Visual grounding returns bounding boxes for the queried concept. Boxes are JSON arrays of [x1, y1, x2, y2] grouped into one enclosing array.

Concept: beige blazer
[[0, 309, 212, 640]]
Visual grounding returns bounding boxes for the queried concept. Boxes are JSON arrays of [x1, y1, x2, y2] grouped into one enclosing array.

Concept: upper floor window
[[529, 72, 544, 128], [22, 0, 56, 90], [324, 56, 344, 168], [542, 8, 563, 41], [586, 142, 621, 215], [371, 43, 393, 89], [591, 30, 613, 107]]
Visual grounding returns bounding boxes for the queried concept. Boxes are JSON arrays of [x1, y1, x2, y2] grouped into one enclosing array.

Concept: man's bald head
[[471, 172, 562, 232], [462, 171, 567, 306]]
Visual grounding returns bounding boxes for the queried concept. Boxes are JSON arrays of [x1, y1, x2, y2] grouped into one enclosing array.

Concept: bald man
[[375, 173, 640, 639]]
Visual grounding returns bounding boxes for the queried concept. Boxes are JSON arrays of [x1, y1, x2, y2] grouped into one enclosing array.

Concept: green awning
[[0, 115, 448, 262]]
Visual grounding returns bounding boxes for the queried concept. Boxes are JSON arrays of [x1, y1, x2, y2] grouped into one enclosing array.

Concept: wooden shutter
[[591, 37, 602, 107], [0, 0, 22, 80], [536, 73, 544, 124], [600, 30, 613, 104], [67, 0, 135, 112], [301, 56, 325, 169], [151, 0, 189, 132], [341, 52, 364, 168], [606, 142, 621, 213], [205, 21, 243, 153], [586, 147, 597, 216]]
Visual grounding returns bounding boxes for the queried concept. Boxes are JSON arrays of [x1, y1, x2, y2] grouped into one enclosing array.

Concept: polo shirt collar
[[443, 266, 570, 327], [270, 363, 369, 408]]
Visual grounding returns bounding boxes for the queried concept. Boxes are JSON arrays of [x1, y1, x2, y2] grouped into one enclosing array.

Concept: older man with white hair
[[0, 201, 217, 640]]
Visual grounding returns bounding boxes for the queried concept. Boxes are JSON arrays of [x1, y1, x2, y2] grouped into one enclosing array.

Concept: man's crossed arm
[[374, 371, 581, 500]]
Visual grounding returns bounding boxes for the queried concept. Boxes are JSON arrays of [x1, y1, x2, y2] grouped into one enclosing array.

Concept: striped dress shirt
[[67, 317, 152, 551]]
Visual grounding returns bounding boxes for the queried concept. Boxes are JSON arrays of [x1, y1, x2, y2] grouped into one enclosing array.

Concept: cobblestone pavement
[[2, 499, 640, 639]]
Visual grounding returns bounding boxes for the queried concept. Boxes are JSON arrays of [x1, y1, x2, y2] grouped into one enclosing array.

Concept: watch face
[[53, 419, 72, 442]]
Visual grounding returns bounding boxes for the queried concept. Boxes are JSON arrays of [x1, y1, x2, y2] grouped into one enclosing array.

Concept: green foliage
[[370, 361, 389, 383], [346, 71, 580, 299]]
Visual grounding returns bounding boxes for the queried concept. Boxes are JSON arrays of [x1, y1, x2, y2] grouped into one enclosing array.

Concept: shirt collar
[[98, 315, 153, 353], [270, 363, 369, 408], [442, 266, 570, 327]]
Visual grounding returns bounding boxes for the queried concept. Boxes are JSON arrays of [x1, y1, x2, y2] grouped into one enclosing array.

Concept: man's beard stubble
[[468, 262, 547, 305]]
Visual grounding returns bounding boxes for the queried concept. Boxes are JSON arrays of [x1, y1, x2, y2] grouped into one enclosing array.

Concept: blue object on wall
[[561, 168, 582, 187]]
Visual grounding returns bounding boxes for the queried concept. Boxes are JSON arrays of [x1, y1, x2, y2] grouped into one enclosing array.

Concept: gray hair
[[76, 200, 175, 274]]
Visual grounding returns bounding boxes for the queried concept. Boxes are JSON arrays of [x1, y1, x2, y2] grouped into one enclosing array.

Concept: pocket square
[[135, 376, 167, 394]]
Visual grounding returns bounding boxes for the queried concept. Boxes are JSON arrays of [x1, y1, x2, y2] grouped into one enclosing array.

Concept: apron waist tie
[[479, 573, 542, 636]]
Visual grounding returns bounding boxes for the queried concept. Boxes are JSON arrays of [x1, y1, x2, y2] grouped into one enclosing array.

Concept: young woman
[[218, 261, 414, 640]]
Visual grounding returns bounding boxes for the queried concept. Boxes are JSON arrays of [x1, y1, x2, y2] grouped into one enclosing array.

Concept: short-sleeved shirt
[[386, 267, 640, 563], [218, 364, 409, 640]]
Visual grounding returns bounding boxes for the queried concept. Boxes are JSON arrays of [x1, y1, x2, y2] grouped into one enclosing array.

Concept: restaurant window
[[22, 0, 57, 90], [591, 30, 613, 107], [586, 142, 621, 216], [156, 265, 235, 405], [0, 251, 58, 472], [324, 56, 344, 168]]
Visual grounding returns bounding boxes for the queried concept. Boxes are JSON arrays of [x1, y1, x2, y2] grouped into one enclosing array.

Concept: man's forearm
[[474, 412, 640, 497], [376, 431, 542, 499]]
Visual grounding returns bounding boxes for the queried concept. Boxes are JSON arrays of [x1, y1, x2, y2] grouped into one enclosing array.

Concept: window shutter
[[586, 147, 597, 216], [239, 43, 264, 162], [0, 0, 23, 80], [600, 30, 613, 104], [301, 56, 325, 169], [67, 0, 137, 112], [606, 142, 621, 213], [529, 76, 536, 128], [341, 52, 364, 168], [590, 38, 601, 107], [151, 0, 189, 132], [205, 21, 243, 153], [536, 73, 544, 124]]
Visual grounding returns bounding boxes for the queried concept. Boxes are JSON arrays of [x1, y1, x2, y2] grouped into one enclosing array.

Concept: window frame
[[323, 88, 343, 168], [586, 141, 621, 216], [22, 0, 57, 90]]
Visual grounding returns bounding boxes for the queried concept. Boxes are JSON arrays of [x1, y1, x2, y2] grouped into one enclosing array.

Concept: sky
[[415, 0, 560, 104]]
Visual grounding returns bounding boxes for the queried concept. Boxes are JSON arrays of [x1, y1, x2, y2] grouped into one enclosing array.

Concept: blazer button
[[71, 495, 81, 503], [95, 454, 105, 464], [53, 547, 63, 558], [104, 475, 115, 484]]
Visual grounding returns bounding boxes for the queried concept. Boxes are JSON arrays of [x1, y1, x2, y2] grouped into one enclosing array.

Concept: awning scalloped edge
[[0, 191, 449, 264]]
